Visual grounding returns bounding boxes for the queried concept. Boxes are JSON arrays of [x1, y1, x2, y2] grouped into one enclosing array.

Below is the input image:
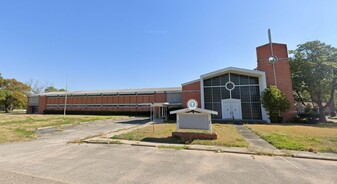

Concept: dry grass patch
[[113, 123, 248, 147], [0, 113, 123, 144], [245, 124, 337, 153]]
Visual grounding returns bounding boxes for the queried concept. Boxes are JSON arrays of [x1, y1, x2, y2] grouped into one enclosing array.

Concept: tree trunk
[[318, 104, 327, 122], [323, 78, 336, 117], [295, 90, 306, 106], [330, 99, 336, 117], [5, 106, 11, 113]]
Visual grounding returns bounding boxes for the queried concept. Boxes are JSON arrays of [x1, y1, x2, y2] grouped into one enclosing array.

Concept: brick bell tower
[[256, 30, 295, 121]]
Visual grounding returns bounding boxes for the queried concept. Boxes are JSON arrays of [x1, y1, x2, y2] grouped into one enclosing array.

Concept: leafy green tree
[[44, 86, 59, 93], [261, 86, 290, 123], [0, 74, 5, 101], [290, 41, 337, 121], [0, 78, 31, 113], [44, 86, 66, 93]]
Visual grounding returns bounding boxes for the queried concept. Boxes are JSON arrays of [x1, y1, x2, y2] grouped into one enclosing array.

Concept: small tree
[[261, 86, 290, 123], [0, 78, 31, 113]]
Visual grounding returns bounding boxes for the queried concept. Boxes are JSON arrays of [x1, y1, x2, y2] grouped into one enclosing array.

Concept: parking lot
[[0, 118, 336, 184]]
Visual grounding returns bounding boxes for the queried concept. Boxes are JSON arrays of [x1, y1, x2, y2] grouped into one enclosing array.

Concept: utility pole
[[63, 75, 68, 117]]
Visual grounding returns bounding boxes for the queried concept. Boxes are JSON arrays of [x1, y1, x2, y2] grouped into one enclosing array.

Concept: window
[[220, 74, 229, 85], [239, 75, 249, 85], [212, 87, 221, 102], [249, 76, 259, 84], [251, 103, 262, 119], [240, 86, 250, 102], [231, 87, 240, 99], [204, 79, 212, 86], [230, 74, 240, 85], [203, 72, 262, 120], [241, 103, 252, 119], [212, 76, 221, 86], [221, 87, 230, 99], [204, 88, 212, 102], [250, 86, 260, 102], [212, 103, 222, 119]]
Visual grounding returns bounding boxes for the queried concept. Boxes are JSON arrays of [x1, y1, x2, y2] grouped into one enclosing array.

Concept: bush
[[298, 113, 319, 120], [261, 86, 290, 123]]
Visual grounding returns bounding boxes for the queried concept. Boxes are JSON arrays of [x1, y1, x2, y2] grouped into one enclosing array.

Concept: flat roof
[[34, 87, 182, 97]]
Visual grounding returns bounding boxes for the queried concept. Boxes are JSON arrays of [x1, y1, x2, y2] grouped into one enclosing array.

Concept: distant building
[[27, 42, 295, 122]]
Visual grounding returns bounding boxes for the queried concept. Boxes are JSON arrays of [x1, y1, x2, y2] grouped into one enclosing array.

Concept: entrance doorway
[[221, 99, 242, 120]]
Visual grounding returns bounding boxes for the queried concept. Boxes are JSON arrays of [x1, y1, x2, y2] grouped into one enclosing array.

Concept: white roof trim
[[181, 79, 200, 86], [34, 87, 182, 97], [170, 108, 218, 115], [200, 67, 265, 79]]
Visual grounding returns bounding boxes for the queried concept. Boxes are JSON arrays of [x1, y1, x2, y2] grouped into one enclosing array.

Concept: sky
[[1, 0, 337, 91]]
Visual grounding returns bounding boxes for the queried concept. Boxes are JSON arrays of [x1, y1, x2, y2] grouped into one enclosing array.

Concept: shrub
[[261, 86, 290, 123]]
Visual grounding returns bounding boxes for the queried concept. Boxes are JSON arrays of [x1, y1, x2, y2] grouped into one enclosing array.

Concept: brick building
[[27, 42, 295, 122]]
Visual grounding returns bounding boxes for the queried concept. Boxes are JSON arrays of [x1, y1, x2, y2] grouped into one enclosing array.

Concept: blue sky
[[1, 0, 337, 91]]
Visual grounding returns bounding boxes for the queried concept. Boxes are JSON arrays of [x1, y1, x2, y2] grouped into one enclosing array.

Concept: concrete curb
[[82, 138, 337, 162], [292, 154, 337, 161]]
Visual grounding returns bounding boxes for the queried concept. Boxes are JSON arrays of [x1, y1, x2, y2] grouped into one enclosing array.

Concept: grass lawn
[[113, 123, 248, 147], [245, 124, 337, 153], [0, 113, 122, 144]]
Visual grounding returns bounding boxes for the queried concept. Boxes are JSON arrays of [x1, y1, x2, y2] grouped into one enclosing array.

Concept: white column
[[176, 114, 179, 132], [208, 114, 212, 134]]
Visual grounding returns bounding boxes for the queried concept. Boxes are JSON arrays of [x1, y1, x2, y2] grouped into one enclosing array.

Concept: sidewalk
[[234, 125, 278, 152]]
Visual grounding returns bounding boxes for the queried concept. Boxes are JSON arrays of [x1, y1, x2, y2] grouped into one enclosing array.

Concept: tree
[[261, 86, 290, 123], [44, 86, 66, 93], [26, 79, 52, 95], [0, 78, 31, 113], [290, 41, 337, 122], [0, 74, 5, 101], [44, 86, 58, 93]]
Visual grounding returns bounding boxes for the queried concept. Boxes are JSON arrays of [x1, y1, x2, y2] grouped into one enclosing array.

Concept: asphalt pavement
[[0, 117, 336, 184]]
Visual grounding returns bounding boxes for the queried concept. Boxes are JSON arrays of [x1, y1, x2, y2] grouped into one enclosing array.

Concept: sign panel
[[179, 114, 209, 130]]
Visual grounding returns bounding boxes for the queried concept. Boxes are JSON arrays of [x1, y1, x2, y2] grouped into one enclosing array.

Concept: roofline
[[181, 79, 200, 86], [200, 66, 265, 79], [256, 42, 286, 48], [35, 87, 182, 97]]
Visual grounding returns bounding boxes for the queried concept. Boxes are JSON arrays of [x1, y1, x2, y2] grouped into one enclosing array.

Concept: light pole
[[63, 75, 68, 117]]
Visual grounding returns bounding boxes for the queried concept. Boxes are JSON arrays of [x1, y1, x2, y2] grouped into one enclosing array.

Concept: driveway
[[0, 118, 336, 184]]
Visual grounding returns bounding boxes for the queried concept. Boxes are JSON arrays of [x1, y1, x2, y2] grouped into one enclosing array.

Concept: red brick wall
[[26, 105, 32, 114], [155, 93, 166, 103], [256, 43, 296, 121], [38, 96, 47, 114], [182, 81, 201, 108], [36, 92, 167, 114]]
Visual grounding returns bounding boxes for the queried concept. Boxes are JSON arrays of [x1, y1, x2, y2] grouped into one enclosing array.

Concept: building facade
[[27, 42, 295, 122]]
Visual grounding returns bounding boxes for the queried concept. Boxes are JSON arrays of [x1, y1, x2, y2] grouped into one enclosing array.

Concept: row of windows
[[204, 86, 260, 103], [48, 93, 156, 98], [204, 73, 259, 86], [46, 104, 151, 108]]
